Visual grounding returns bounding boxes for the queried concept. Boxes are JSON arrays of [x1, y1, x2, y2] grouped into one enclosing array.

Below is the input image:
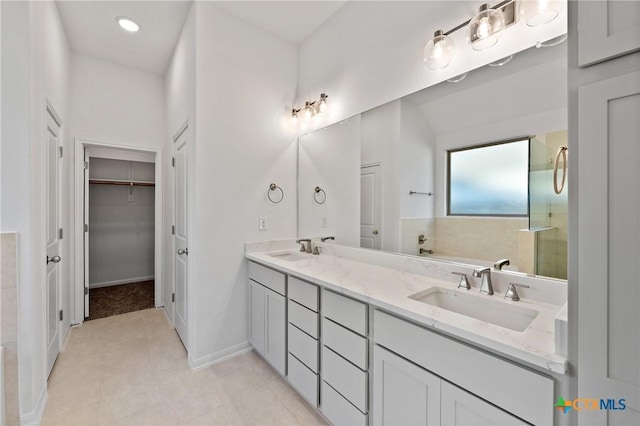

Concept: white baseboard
[[20, 384, 47, 426], [188, 341, 252, 370], [89, 275, 155, 289]]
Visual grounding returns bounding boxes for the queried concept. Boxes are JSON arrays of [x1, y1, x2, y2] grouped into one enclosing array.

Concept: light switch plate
[[259, 217, 268, 231]]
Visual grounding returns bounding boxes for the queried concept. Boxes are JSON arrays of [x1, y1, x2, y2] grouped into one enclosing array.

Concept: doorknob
[[372, 229, 379, 235], [177, 248, 188, 256], [47, 255, 61, 264]]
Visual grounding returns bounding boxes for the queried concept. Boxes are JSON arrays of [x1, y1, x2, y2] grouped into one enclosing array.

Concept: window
[[447, 138, 529, 216]]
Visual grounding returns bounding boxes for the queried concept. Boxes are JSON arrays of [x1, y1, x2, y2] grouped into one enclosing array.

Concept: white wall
[[164, 3, 195, 326], [186, 2, 298, 367], [297, 1, 567, 134], [70, 53, 165, 148], [299, 116, 361, 246], [1, 1, 70, 422]]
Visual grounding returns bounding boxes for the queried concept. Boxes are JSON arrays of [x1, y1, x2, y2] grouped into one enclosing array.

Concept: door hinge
[[84, 161, 89, 170], [59, 309, 63, 321], [84, 224, 88, 232], [84, 287, 88, 295], [58, 228, 63, 239], [172, 157, 175, 167], [172, 293, 175, 303], [171, 225, 175, 235], [58, 146, 63, 158]]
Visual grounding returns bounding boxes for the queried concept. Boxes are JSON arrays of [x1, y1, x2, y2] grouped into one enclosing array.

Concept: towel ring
[[267, 183, 284, 203], [553, 145, 568, 195], [313, 186, 326, 204]]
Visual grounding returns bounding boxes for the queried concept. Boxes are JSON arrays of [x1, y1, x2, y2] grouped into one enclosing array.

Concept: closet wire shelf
[[89, 179, 155, 187]]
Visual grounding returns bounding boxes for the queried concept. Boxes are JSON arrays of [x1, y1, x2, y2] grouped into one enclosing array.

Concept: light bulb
[[291, 109, 298, 125], [520, 0, 562, 27], [468, 4, 505, 51], [424, 30, 455, 70]]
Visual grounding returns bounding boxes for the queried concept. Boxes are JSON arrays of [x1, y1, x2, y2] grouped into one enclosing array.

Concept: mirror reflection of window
[[448, 139, 529, 216]]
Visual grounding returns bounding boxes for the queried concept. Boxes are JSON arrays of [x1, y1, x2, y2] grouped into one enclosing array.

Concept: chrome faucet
[[494, 259, 510, 270], [320, 236, 335, 242], [473, 267, 494, 295], [296, 239, 312, 253], [451, 272, 471, 290]]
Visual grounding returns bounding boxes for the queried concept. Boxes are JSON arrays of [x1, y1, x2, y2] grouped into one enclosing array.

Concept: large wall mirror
[[298, 41, 568, 281]]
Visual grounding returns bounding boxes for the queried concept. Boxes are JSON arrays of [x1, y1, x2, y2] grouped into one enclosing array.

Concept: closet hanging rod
[[89, 179, 155, 187], [409, 190, 434, 196]]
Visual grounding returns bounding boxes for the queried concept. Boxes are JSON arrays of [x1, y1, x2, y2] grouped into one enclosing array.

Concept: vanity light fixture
[[116, 16, 140, 32], [520, 0, 562, 27], [424, 30, 456, 70], [291, 93, 329, 123], [468, 3, 506, 51]]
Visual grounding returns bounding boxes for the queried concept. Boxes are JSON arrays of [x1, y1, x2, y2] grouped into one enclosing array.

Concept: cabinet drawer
[[287, 353, 318, 408], [323, 317, 368, 370], [288, 300, 319, 338], [249, 261, 286, 296], [288, 276, 319, 312], [374, 310, 553, 426], [288, 323, 319, 373], [322, 346, 368, 413], [321, 380, 367, 426], [322, 289, 368, 336]]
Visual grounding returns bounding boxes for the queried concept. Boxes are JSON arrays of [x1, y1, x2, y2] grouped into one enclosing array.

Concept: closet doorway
[[74, 141, 163, 324]]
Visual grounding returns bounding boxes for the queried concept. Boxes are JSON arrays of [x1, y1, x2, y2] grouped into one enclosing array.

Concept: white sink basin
[[267, 251, 311, 262], [409, 287, 539, 332]]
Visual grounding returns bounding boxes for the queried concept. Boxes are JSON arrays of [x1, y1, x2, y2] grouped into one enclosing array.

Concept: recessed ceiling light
[[116, 16, 140, 32]]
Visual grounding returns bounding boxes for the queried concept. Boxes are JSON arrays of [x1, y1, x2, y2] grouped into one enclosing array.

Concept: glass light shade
[[291, 109, 299, 124], [424, 30, 455, 70], [468, 4, 505, 51], [317, 94, 328, 113], [303, 102, 314, 119], [520, 0, 562, 27]]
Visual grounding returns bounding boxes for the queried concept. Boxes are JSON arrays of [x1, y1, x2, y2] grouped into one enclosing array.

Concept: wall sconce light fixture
[[520, 0, 562, 27], [292, 93, 329, 123], [468, 3, 506, 51]]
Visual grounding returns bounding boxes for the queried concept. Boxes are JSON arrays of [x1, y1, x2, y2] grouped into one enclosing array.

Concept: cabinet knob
[[373, 229, 379, 235]]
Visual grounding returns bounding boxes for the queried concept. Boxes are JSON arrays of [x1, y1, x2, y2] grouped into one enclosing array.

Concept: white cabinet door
[[578, 0, 640, 66], [248, 280, 266, 355], [440, 381, 527, 426], [373, 345, 440, 426], [578, 70, 640, 424], [264, 287, 286, 375]]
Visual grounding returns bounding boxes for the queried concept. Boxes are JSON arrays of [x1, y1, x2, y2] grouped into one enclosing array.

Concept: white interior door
[[361, 164, 382, 249], [46, 108, 62, 376], [83, 149, 90, 318], [174, 126, 189, 348]]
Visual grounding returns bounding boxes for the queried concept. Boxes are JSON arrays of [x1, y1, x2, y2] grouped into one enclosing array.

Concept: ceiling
[[56, 1, 347, 75], [57, 1, 193, 75]]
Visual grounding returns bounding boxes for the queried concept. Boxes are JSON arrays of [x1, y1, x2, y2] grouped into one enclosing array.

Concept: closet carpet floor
[[42, 308, 327, 426], [87, 281, 155, 321]]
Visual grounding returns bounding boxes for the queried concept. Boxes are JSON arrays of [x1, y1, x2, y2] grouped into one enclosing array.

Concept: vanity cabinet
[[248, 262, 286, 375], [287, 277, 320, 407], [373, 309, 553, 426], [321, 289, 369, 425], [373, 346, 440, 426]]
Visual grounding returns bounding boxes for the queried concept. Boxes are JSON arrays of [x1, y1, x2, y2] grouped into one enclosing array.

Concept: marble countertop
[[246, 247, 568, 375]]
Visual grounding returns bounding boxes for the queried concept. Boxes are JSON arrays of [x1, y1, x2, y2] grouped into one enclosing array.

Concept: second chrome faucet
[[473, 267, 493, 295]]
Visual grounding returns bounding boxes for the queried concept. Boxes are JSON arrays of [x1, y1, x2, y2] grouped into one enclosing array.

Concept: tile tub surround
[[246, 240, 568, 374]]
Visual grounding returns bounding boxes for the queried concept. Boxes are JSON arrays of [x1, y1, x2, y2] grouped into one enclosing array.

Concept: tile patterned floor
[[42, 308, 328, 426]]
